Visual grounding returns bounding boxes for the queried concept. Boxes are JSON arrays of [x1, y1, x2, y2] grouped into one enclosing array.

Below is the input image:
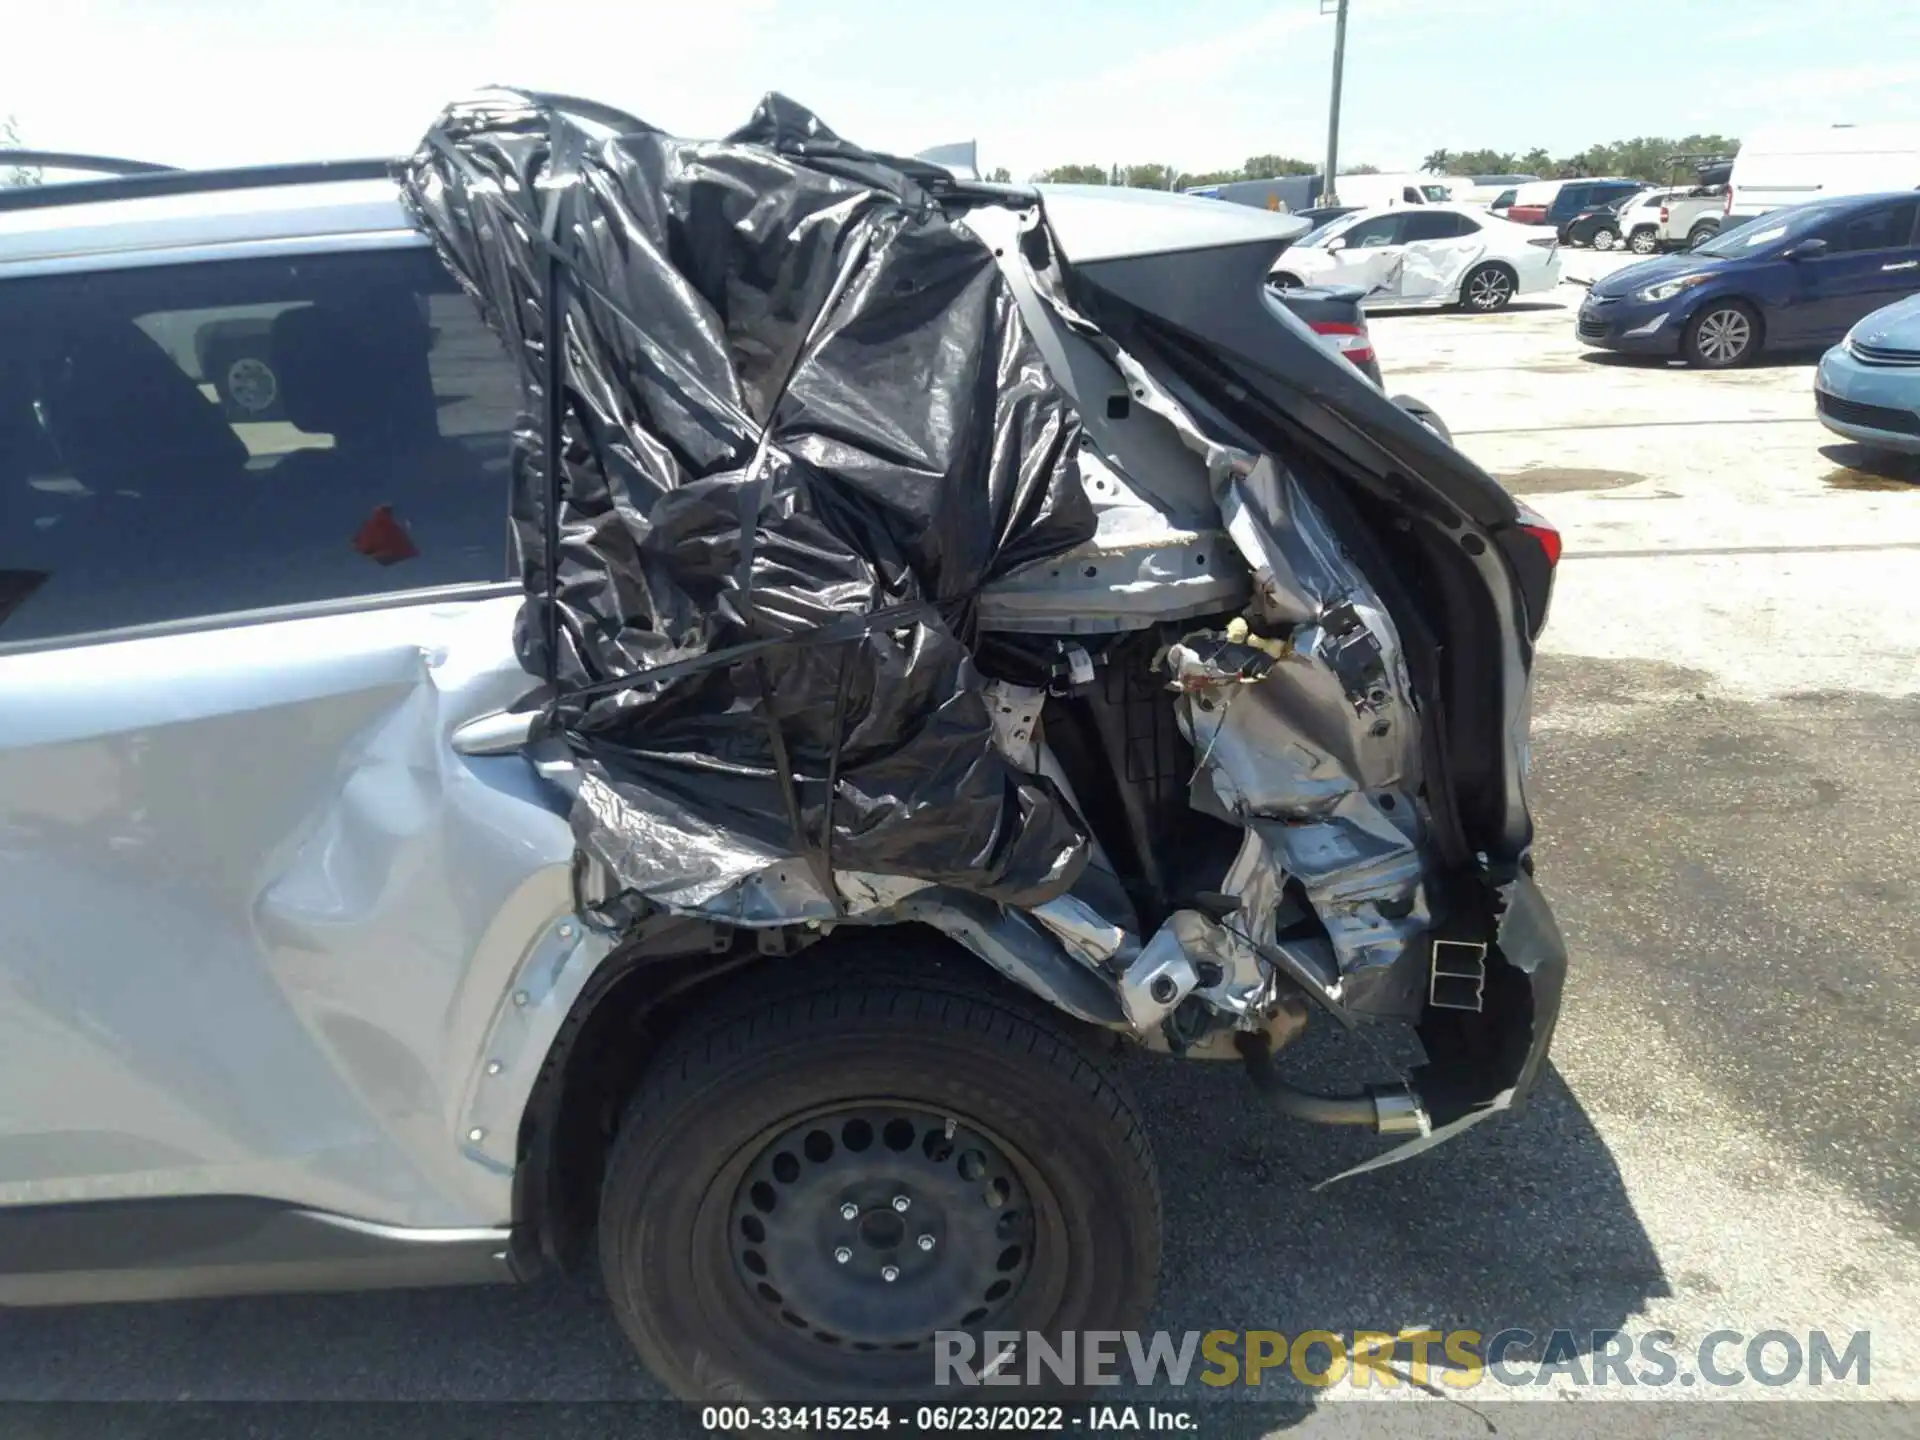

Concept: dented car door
[[0, 246, 567, 1228]]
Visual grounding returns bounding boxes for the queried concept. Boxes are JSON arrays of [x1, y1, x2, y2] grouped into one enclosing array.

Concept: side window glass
[[1400, 211, 1470, 242], [1, 249, 520, 644], [1343, 215, 1402, 248], [1834, 201, 1918, 253]]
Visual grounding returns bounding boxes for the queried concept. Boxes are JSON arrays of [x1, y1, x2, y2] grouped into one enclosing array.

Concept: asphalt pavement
[[3, 272, 1917, 1432]]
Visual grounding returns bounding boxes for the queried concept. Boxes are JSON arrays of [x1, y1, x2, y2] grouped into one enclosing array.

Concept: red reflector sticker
[[353, 505, 419, 566]]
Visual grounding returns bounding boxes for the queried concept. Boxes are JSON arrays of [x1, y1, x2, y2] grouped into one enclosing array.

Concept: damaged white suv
[[0, 92, 1565, 1401]]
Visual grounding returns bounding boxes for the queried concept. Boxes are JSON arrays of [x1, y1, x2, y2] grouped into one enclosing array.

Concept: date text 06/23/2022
[[700, 1405, 1194, 1431]]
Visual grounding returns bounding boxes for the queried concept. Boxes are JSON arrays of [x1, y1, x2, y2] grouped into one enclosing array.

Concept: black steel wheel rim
[[728, 1105, 1038, 1351]]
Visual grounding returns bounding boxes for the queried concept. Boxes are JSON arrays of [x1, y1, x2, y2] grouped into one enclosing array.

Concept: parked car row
[[1275, 180, 1920, 463]]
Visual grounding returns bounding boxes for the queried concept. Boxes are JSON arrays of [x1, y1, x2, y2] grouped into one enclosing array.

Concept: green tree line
[[1026, 134, 1738, 190], [1030, 154, 1379, 189], [1423, 134, 1738, 182]]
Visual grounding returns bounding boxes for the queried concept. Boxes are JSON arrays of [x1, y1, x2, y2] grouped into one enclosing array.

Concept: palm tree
[[1421, 148, 1455, 175]]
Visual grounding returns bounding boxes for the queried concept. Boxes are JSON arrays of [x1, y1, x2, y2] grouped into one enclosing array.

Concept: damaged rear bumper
[[402, 90, 1567, 1185], [1315, 871, 1567, 1182]]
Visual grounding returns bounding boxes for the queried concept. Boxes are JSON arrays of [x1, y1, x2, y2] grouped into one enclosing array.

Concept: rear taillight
[[1309, 319, 1377, 372], [1724, 190, 1733, 215], [1500, 498, 1562, 639], [1517, 505, 1563, 568], [1659, 205, 1669, 223]]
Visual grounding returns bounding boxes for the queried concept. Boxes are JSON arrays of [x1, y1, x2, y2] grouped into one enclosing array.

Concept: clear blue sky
[[5, 0, 1917, 178]]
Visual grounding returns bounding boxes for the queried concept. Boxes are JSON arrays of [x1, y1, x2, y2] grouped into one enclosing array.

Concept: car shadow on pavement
[[1820, 442, 1920, 486], [1577, 349, 1816, 371], [0, 1050, 1662, 1408], [1368, 300, 1566, 318], [1126, 1038, 1665, 1412]]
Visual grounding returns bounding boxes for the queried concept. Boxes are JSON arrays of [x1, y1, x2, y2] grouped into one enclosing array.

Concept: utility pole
[[1321, 0, 1349, 206]]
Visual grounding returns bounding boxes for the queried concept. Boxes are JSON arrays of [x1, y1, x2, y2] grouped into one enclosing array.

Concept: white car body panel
[[1274, 203, 1562, 309]]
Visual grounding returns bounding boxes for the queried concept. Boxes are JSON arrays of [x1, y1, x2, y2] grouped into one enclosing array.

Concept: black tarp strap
[[536, 125, 568, 694], [817, 645, 857, 911], [754, 656, 847, 916]]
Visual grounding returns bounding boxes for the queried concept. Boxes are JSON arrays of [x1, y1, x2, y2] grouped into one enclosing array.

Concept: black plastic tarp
[[399, 90, 1096, 911]]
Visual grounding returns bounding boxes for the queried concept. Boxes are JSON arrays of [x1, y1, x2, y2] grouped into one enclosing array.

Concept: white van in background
[[1329, 172, 1452, 208], [1448, 173, 1538, 206], [1727, 124, 1920, 220]]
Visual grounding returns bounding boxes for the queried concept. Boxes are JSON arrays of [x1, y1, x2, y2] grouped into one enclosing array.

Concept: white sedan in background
[[1271, 203, 1562, 312]]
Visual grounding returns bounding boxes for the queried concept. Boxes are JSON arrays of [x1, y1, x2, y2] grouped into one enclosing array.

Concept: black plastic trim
[[0, 158, 395, 215], [0, 1196, 512, 1306]]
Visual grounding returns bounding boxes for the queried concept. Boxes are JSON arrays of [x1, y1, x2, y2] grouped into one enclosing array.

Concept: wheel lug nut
[[892, 1195, 911, 1213], [839, 1202, 859, 1221], [881, 1265, 900, 1282], [918, 1233, 935, 1251], [834, 1246, 852, 1264]]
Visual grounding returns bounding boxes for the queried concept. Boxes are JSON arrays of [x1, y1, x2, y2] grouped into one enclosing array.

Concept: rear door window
[[1399, 211, 1478, 241], [1832, 200, 1920, 253], [1, 248, 521, 644]]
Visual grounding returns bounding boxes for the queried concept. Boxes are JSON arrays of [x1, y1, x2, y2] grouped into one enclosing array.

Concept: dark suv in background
[[1508, 178, 1644, 229]]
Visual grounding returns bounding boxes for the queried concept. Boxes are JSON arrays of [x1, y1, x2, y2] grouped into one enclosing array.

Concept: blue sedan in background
[[1817, 292, 1920, 454], [1577, 192, 1920, 368]]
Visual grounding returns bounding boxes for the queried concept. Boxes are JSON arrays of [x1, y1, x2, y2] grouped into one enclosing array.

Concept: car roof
[[1335, 201, 1493, 220], [1756, 189, 1920, 223], [0, 164, 418, 277]]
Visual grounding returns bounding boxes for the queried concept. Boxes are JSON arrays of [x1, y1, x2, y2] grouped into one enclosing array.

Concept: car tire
[[1591, 226, 1618, 251], [1688, 219, 1721, 249], [596, 965, 1162, 1401], [1628, 227, 1659, 255], [1459, 262, 1517, 312], [1682, 299, 1761, 368]]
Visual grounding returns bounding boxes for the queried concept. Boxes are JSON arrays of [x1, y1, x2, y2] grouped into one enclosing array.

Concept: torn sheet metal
[[400, 90, 1096, 912], [1390, 237, 1489, 304], [975, 202, 1436, 1019], [996, 219, 1433, 1017]]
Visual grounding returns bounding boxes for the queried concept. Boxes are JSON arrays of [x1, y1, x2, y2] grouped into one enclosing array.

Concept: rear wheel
[[1682, 300, 1760, 368], [597, 969, 1161, 1400], [1591, 225, 1618, 251], [1688, 219, 1721, 249], [1459, 262, 1517, 312], [1628, 227, 1659, 255]]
